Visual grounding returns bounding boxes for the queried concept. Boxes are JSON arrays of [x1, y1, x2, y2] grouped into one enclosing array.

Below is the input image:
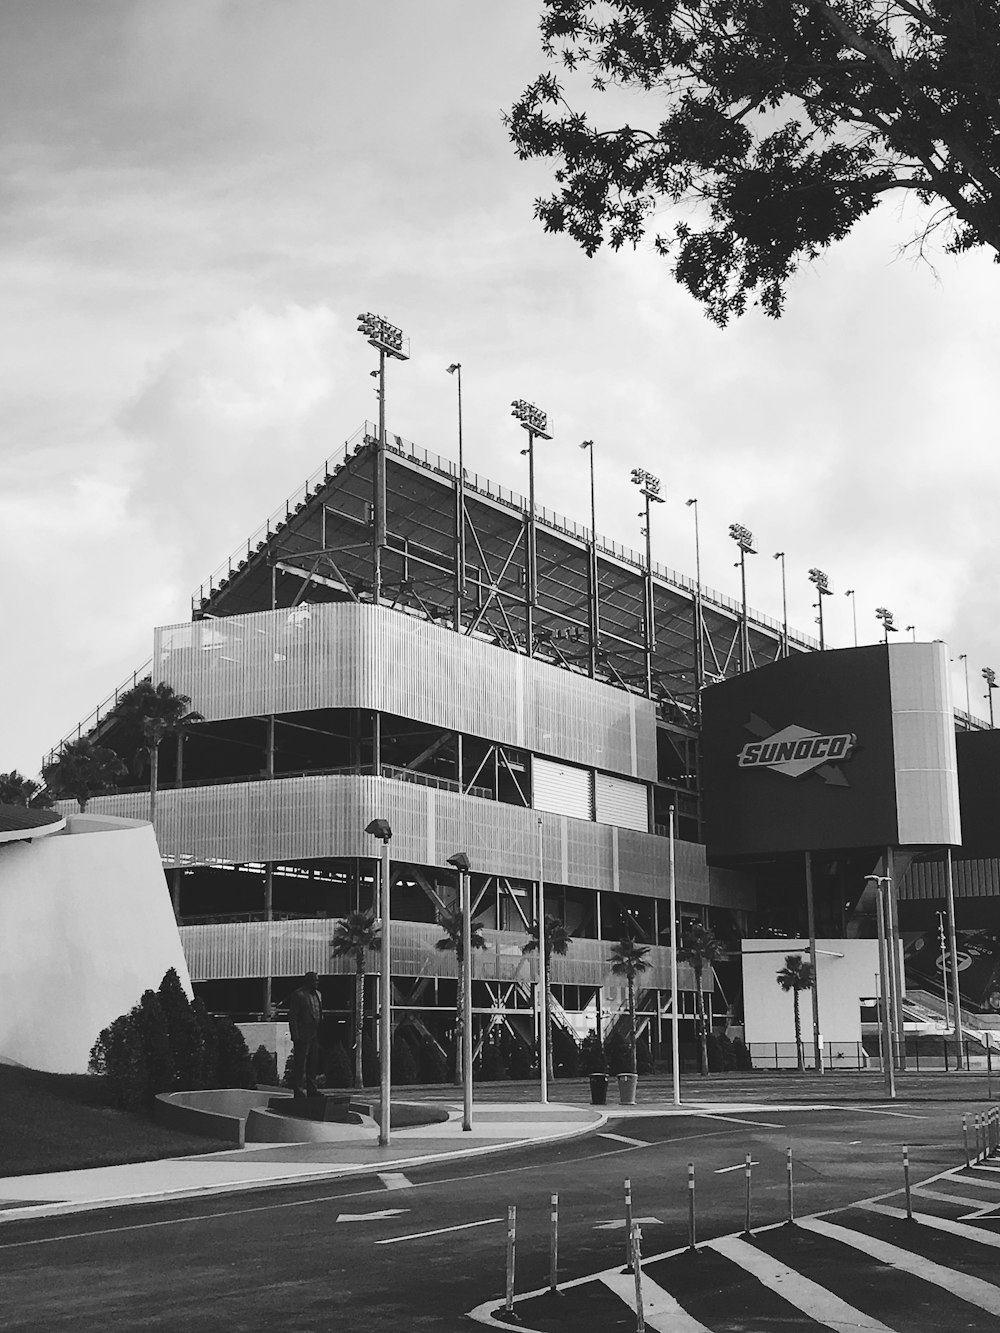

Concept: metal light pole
[[945, 848, 964, 1062], [447, 851, 474, 1131], [845, 589, 858, 647], [536, 815, 548, 1105], [447, 364, 465, 631], [875, 607, 898, 644], [729, 524, 756, 673], [357, 314, 408, 604], [580, 440, 600, 678], [366, 818, 393, 1146], [773, 551, 788, 658], [808, 568, 833, 651], [512, 400, 552, 654], [936, 910, 951, 1030], [984, 667, 997, 728], [865, 874, 896, 1099], [906, 625, 916, 642], [688, 500, 705, 701], [668, 806, 681, 1106], [632, 468, 665, 696], [954, 654, 971, 719]]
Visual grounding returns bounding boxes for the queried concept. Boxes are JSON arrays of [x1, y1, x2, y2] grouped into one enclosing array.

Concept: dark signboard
[[954, 730, 1000, 857], [702, 645, 900, 857]]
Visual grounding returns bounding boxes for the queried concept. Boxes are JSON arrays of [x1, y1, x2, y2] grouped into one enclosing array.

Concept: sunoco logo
[[738, 716, 856, 784]]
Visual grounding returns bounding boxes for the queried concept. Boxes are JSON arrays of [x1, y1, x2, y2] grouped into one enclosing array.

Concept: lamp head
[[446, 363, 460, 374], [446, 852, 471, 872], [365, 818, 393, 842]]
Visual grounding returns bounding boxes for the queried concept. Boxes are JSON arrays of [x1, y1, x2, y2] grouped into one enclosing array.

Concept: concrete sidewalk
[[0, 1101, 605, 1223]]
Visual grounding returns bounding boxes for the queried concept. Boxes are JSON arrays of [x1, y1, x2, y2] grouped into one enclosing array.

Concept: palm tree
[[0, 771, 51, 808], [522, 913, 573, 1081], [331, 911, 382, 1088], [679, 922, 726, 1076], [435, 907, 487, 1084], [41, 738, 126, 812], [776, 954, 815, 1072], [112, 680, 203, 823], [609, 936, 652, 1075]]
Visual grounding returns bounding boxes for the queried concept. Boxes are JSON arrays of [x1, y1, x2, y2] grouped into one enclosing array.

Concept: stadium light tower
[[512, 400, 551, 653], [808, 568, 833, 651], [632, 468, 665, 696], [984, 667, 998, 728], [357, 313, 409, 603], [773, 552, 788, 658], [446, 364, 465, 630], [729, 523, 756, 673], [844, 589, 858, 646], [875, 607, 898, 644]]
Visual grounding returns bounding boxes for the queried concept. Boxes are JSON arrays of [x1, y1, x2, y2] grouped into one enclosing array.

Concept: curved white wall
[[0, 814, 191, 1074]]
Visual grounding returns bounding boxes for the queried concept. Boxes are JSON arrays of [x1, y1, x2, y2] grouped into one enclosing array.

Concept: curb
[[0, 1109, 609, 1226]]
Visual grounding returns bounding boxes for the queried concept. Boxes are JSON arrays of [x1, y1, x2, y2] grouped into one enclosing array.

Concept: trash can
[[617, 1073, 638, 1106], [589, 1073, 609, 1105]]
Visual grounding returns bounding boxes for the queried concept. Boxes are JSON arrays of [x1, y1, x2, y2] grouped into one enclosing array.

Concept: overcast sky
[[2, 0, 998, 777]]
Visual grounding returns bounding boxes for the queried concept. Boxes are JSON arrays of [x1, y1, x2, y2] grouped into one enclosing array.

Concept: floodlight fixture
[[447, 851, 472, 872], [357, 312, 408, 359], [446, 362, 460, 375], [808, 567, 833, 595], [365, 817, 393, 843], [630, 467, 664, 500], [728, 523, 756, 554], [510, 399, 551, 439], [875, 607, 898, 639]]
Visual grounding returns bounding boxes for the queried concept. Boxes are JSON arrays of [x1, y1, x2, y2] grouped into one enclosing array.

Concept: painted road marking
[[593, 1216, 662, 1230], [942, 1172, 1000, 1190], [707, 1233, 895, 1332], [336, 1208, 408, 1223], [715, 1160, 759, 1174], [377, 1172, 412, 1190], [910, 1187, 997, 1211], [863, 1202, 1000, 1245], [799, 1216, 1000, 1316], [698, 1114, 784, 1128], [830, 1106, 927, 1119], [375, 1216, 502, 1245], [598, 1132, 649, 1148], [601, 1269, 712, 1333]]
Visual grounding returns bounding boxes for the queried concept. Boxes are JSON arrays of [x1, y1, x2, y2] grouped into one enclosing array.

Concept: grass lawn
[[0, 1063, 235, 1177]]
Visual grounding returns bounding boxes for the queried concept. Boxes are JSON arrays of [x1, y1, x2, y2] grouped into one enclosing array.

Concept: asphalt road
[[0, 1097, 990, 1332]]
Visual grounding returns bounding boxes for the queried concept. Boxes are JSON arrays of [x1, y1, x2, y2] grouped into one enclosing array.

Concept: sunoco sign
[[738, 720, 856, 782]]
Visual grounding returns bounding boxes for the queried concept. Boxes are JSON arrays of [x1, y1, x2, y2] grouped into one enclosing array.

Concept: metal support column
[[805, 851, 823, 1074]]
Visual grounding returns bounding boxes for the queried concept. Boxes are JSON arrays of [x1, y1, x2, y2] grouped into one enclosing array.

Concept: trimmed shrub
[[392, 1034, 420, 1085], [552, 1024, 580, 1078], [251, 1045, 279, 1086], [706, 1033, 725, 1073], [636, 1036, 654, 1075], [731, 1036, 753, 1071], [500, 1028, 533, 1079], [158, 968, 203, 1089], [320, 1043, 353, 1088], [603, 1030, 630, 1074], [192, 998, 220, 1089], [580, 1032, 607, 1074], [479, 1034, 509, 1082]]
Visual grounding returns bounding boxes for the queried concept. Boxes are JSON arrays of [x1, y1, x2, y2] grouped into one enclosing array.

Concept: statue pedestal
[[267, 1095, 364, 1124]]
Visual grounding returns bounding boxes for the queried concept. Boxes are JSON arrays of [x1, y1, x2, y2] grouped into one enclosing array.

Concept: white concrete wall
[[743, 938, 885, 1061], [0, 813, 191, 1074]]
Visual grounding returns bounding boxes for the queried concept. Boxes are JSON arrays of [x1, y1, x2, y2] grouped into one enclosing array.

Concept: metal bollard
[[631, 1223, 645, 1333], [976, 1113, 983, 1163], [903, 1146, 912, 1219], [504, 1204, 516, 1314], [786, 1147, 794, 1223], [743, 1152, 753, 1236], [623, 1178, 634, 1272], [963, 1113, 970, 1168], [549, 1193, 559, 1293], [688, 1162, 697, 1251]]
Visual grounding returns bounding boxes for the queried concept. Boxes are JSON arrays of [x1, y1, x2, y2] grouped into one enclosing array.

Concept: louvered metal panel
[[902, 857, 1000, 900], [179, 916, 699, 988], [154, 603, 656, 779], [533, 757, 594, 820], [594, 772, 648, 832]]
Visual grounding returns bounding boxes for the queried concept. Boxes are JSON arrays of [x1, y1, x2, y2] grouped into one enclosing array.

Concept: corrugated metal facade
[[179, 917, 699, 988], [594, 772, 648, 832], [153, 603, 657, 780], [533, 757, 594, 820], [902, 857, 1000, 900], [888, 642, 962, 847], [80, 773, 714, 903]]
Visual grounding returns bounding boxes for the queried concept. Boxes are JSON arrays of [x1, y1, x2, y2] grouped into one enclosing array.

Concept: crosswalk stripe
[[799, 1217, 1000, 1316], [944, 1172, 1000, 1190], [598, 1132, 649, 1147], [601, 1270, 712, 1333], [862, 1203, 1000, 1246], [910, 1187, 996, 1210], [706, 1234, 895, 1332]]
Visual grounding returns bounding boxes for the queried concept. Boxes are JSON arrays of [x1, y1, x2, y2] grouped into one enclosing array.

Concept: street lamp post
[[936, 910, 951, 1030], [906, 625, 916, 642], [631, 468, 665, 696], [447, 851, 474, 1131], [536, 815, 548, 1106], [688, 499, 705, 702], [668, 806, 681, 1107], [845, 589, 858, 647], [875, 607, 898, 643], [446, 364, 465, 631], [808, 568, 833, 651], [864, 874, 896, 1100], [729, 524, 757, 673], [984, 667, 998, 728], [580, 440, 600, 678], [357, 314, 409, 604], [512, 400, 552, 654], [773, 551, 788, 658], [954, 654, 971, 719], [365, 817, 393, 1146]]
